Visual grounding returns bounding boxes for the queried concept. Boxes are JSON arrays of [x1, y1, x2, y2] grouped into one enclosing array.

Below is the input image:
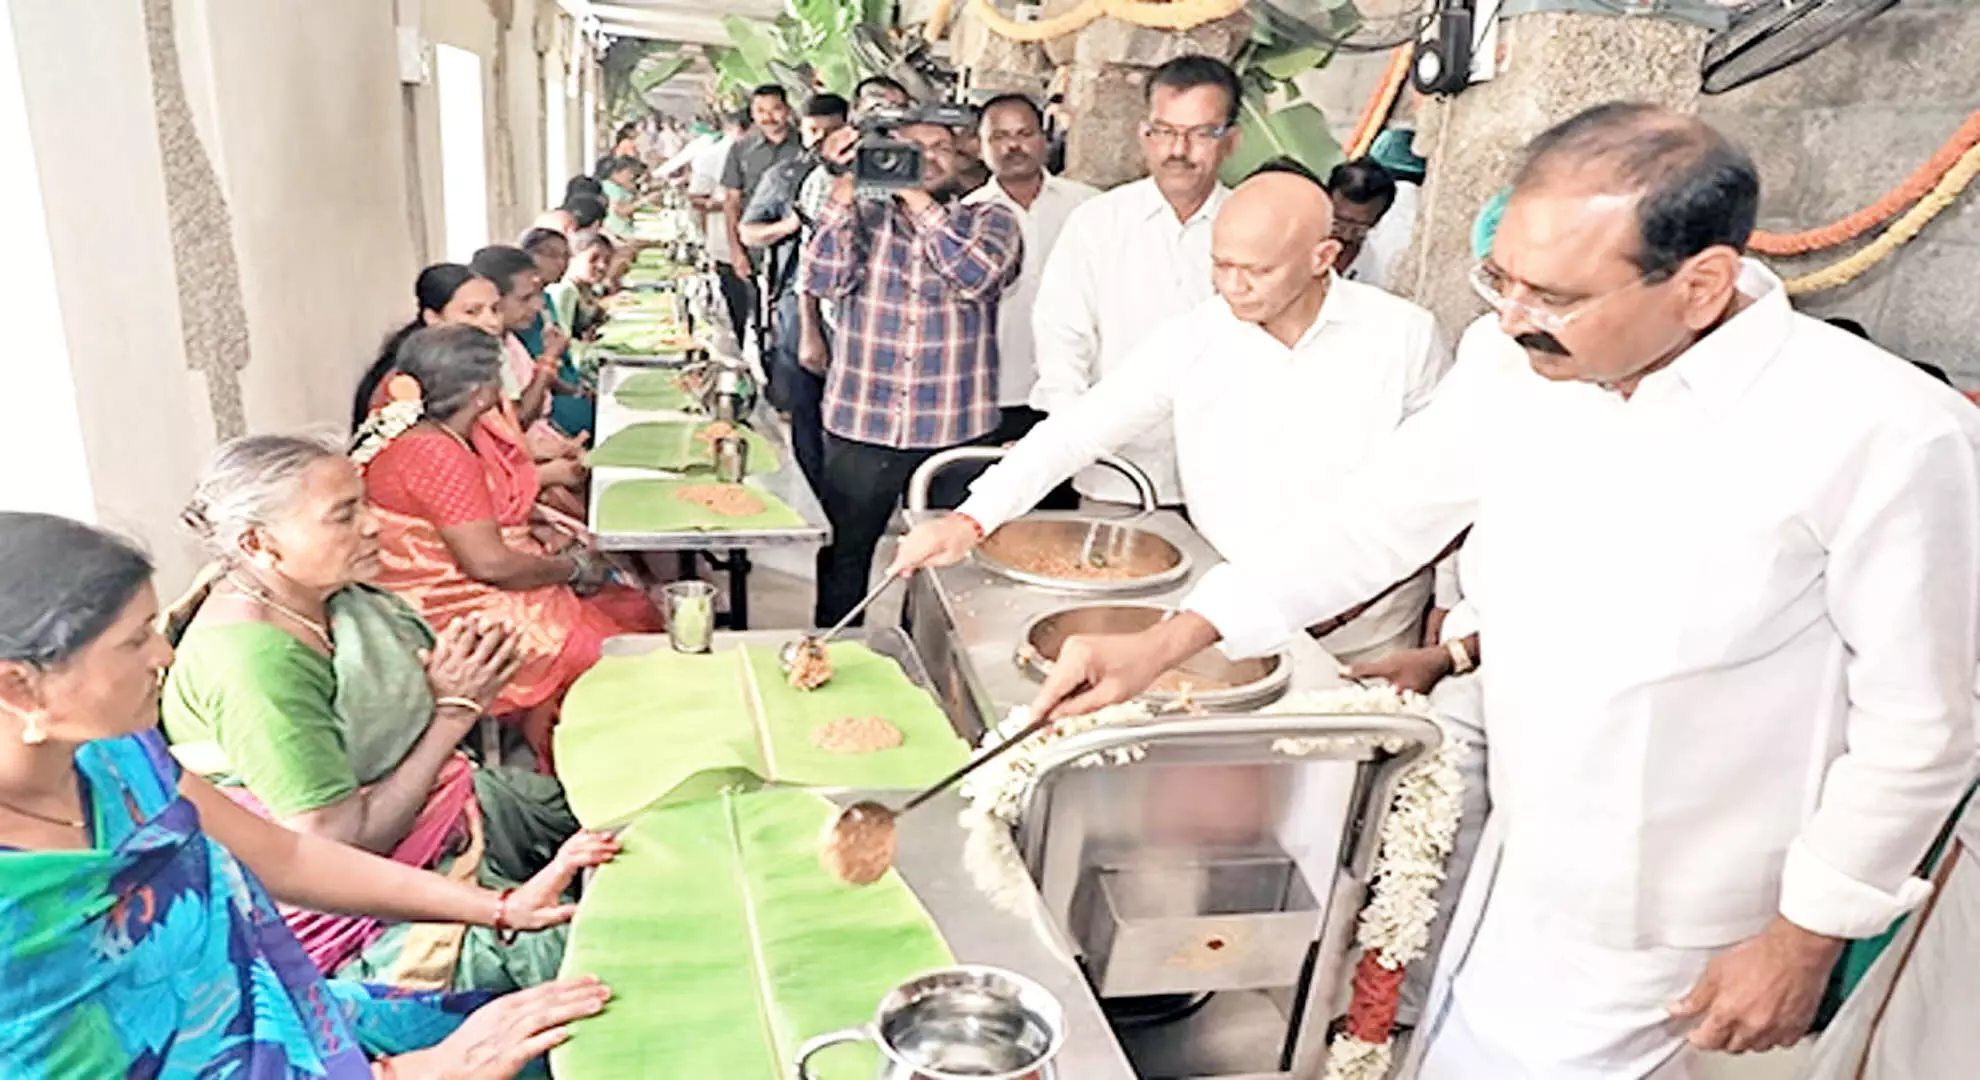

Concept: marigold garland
[[965, 0, 1244, 44], [966, 0, 1101, 42], [1751, 110, 1980, 256], [1782, 138, 1980, 296], [1345, 45, 1413, 161], [1098, 0, 1246, 31]]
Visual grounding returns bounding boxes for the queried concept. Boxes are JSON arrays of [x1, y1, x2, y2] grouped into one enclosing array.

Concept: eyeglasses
[[1140, 121, 1233, 146], [1467, 261, 1662, 336]]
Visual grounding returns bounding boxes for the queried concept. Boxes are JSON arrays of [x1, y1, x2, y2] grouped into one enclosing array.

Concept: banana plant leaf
[[631, 54, 694, 100], [710, 45, 772, 96], [595, 320, 695, 354], [556, 643, 970, 827], [1219, 96, 1345, 188], [725, 16, 782, 79], [593, 478, 806, 538], [612, 371, 700, 413], [587, 420, 780, 475], [551, 788, 954, 1079]]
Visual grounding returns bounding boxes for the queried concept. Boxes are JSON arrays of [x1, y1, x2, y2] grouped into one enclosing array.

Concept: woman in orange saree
[[358, 325, 660, 766]]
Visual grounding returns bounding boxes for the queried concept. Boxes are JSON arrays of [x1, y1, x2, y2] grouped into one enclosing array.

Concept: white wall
[[182, 0, 421, 436], [10, 0, 210, 584], [3, 0, 581, 590], [0, 2, 92, 522]]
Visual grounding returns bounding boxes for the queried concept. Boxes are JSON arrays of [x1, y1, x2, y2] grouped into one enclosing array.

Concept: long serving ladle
[[820, 708, 1062, 886], [777, 571, 907, 684]]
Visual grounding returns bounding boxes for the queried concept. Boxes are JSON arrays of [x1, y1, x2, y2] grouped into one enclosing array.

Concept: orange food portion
[[810, 715, 904, 754], [672, 483, 766, 517]]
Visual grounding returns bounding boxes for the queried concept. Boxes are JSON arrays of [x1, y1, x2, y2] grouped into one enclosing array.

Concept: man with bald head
[[890, 158, 1448, 663], [1025, 103, 1980, 1077]]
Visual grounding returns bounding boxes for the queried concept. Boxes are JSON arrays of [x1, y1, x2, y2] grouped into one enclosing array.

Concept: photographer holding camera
[[799, 111, 1023, 627]]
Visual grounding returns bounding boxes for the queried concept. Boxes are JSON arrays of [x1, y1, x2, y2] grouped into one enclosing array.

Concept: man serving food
[[890, 160, 1450, 664], [1026, 103, 1980, 1077]]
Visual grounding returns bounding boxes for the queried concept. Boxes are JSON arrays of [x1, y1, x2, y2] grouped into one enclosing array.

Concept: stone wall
[[1699, 0, 1980, 383], [1368, 3, 1980, 384], [1390, 14, 1711, 337]]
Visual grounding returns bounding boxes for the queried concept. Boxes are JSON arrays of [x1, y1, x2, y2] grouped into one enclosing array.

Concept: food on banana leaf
[[675, 482, 768, 517], [811, 716, 904, 754], [786, 638, 833, 690]]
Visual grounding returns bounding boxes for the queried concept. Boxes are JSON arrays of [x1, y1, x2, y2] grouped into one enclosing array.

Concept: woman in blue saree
[[0, 512, 617, 1078]]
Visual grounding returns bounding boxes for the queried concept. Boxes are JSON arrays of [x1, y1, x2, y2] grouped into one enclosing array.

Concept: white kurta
[[686, 134, 735, 263], [1345, 178, 1420, 290], [962, 174, 1101, 408], [962, 277, 1449, 657], [1184, 262, 1980, 1073], [1030, 178, 1228, 505]]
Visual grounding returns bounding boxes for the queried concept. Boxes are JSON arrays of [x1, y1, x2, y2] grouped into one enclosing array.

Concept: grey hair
[[395, 324, 505, 419], [183, 432, 345, 557]]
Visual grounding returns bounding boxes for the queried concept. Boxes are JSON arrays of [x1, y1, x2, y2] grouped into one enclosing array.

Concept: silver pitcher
[[794, 965, 1064, 1080]]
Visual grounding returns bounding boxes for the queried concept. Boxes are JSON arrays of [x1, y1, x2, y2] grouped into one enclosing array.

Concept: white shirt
[[1345, 179, 1420, 289], [656, 132, 713, 179], [687, 134, 736, 262], [962, 276, 1450, 655], [963, 173, 1101, 407], [1031, 177, 1229, 504], [1188, 261, 1980, 949]]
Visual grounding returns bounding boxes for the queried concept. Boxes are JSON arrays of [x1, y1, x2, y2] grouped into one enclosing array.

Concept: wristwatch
[[1446, 637, 1476, 676]]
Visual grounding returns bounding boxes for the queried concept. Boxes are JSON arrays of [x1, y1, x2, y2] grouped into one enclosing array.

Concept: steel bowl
[[973, 515, 1191, 595], [1014, 604, 1291, 712]]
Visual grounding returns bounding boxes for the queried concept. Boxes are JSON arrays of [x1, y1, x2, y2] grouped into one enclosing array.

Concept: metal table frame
[[587, 356, 830, 629]]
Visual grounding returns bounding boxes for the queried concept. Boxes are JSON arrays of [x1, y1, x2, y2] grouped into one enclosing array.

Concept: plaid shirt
[[801, 195, 1022, 449]]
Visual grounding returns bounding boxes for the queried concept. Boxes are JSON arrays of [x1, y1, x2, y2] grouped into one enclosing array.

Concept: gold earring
[[21, 714, 47, 745]]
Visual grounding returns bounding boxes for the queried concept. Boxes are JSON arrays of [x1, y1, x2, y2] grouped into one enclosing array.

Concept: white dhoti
[[1408, 835, 1720, 1080], [1804, 788, 1980, 1079]]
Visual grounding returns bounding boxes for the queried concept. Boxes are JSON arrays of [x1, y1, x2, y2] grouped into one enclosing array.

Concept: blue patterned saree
[[0, 730, 487, 1077]]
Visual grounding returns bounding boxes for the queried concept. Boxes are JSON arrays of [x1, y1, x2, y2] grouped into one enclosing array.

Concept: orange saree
[[363, 413, 659, 764]]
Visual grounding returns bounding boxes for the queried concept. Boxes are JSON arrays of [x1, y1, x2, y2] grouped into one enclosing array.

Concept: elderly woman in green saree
[[0, 510, 616, 1077], [161, 433, 589, 993]]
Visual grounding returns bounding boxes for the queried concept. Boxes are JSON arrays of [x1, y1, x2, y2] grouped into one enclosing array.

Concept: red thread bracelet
[[956, 513, 985, 541], [493, 887, 519, 944]]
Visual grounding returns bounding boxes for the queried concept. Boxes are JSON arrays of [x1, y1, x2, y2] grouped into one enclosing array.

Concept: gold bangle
[[436, 696, 486, 717]]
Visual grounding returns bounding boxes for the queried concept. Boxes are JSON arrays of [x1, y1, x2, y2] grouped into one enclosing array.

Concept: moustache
[[1515, 331, 1571, 357], [1163, 157, 1197, 169]]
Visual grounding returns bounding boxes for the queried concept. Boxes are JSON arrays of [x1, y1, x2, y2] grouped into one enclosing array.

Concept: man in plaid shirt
[[801, 115, 1024, 626]]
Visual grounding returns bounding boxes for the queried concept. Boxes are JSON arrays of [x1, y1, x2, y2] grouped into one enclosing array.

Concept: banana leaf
[[594, 478, 806, 538], [551, 788, 954, 1079], [587, 420, 780, 475], [1219, 96, 1345, 188], [612, 371, 701, 413], [595, 320, 695, 354], [556, 643, 969, 827], [1251, 41, 1337, 82], [725, 16, 782, 79], [631, 54, 694, 100]]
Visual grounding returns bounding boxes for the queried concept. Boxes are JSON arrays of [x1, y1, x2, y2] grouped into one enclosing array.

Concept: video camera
[[840, 102, 978, 190]]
